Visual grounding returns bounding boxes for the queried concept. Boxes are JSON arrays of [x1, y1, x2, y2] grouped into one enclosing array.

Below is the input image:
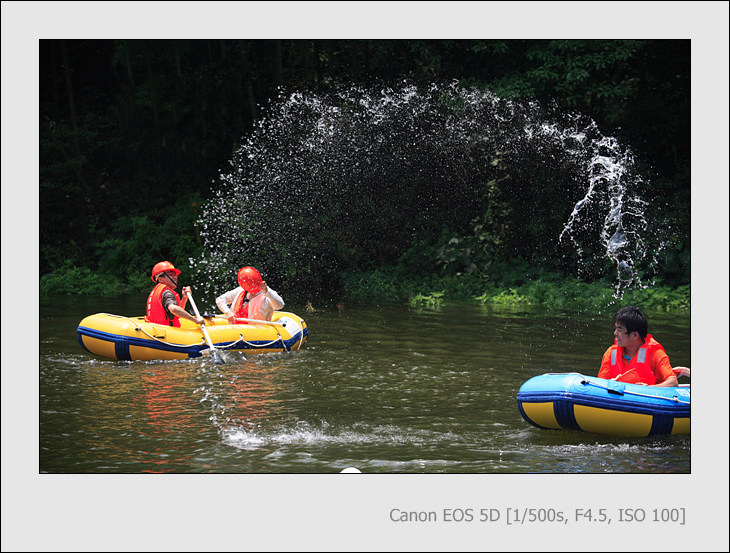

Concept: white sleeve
[[216, 287, 243, 313], [265, 288, 285, 310]]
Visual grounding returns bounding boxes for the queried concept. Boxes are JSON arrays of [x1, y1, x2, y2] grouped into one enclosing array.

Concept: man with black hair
[[598, 306, 690, 387]]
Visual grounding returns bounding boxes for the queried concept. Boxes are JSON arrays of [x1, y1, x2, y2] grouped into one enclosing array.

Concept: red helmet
[[237, 266, 262, 294], [151, 261, 181, 282]]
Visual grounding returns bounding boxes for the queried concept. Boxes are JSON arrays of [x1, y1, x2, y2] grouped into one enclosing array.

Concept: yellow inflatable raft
[[77, 311, 308, 361]]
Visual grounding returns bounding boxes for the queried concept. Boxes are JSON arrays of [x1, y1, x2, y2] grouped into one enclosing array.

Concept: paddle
[[186, 291, 224, 364]]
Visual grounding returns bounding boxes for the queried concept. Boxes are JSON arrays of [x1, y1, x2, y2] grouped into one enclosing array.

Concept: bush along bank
[[40, 263, 152, 296], [340, 267, 690, 313], [41, 261, 690, 314]]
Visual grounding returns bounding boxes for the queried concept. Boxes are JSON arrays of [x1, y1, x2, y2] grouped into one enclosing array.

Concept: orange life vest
[[606, 334, 665, 385], [145, 283, 182, 327], [231, 289, 250, 321]]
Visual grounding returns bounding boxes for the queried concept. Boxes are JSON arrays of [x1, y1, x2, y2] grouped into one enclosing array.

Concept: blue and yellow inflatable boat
[[517, 372, 690, 437], [77, 311, 308, 361]]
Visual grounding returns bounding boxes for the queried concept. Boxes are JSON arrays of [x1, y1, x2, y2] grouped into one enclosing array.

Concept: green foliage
[[95, 195, 203, 280], [434, 221, 496, 275], [476, 288, 532, 306], [39, 39, 690, 300], [338, 242, 689, 313], [409, 291, 445, 310], [40, 263, 123, 295], [490, 40, 645, 124], [622, 284, 691, 311], [339, 270, 405, 303], [473, 277, 689, 313]]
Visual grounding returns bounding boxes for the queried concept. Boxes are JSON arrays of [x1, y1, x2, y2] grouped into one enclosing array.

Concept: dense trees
[[39, 40, 690, 297]]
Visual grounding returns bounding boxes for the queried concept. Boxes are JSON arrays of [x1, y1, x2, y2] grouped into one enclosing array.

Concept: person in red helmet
[[145, 261, 205, 327], [216, 266, 284, 323]]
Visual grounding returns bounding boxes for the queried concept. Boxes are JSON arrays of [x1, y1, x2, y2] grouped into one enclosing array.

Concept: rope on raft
[[219, 335, 283, 350], [576, 373, 691, 405], [101, 313, 291, 351], [101, 313, 205, 349]]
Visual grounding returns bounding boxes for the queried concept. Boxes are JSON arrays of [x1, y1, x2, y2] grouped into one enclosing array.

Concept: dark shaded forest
[[39, 39, 690, 302]]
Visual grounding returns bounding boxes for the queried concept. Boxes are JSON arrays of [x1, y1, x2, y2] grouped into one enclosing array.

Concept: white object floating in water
[[340, 467, 361, 473]]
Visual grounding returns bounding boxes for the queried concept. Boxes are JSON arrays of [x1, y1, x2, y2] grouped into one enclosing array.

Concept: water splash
[[559, 134, 652, 293], [192, 82, 655, 298]]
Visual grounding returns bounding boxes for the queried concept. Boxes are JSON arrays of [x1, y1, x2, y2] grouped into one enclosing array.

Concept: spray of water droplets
[[559, 134, 652, 293], [190, 82, 656, 298]]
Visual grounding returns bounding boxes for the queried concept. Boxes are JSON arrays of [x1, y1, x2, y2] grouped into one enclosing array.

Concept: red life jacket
[[606, 334, 665, 385], [145, 283, 182, 327], [231, 289, 250, 321]]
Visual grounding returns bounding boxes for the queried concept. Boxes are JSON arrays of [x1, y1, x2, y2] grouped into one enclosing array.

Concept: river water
[[4, 294, 716, 551], [37, 294, 691, 475]]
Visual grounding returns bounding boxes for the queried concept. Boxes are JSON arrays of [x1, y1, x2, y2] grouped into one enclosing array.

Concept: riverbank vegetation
[[40, 39, 690, 310], [41, 257, 690, 313], [342, 264, 690, 313]]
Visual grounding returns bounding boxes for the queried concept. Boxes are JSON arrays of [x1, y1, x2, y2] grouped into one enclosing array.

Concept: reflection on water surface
[[39, 296, 690, 473]]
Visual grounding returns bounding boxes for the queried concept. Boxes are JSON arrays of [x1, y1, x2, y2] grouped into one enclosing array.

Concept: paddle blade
[[201, 347, 225, 364]]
